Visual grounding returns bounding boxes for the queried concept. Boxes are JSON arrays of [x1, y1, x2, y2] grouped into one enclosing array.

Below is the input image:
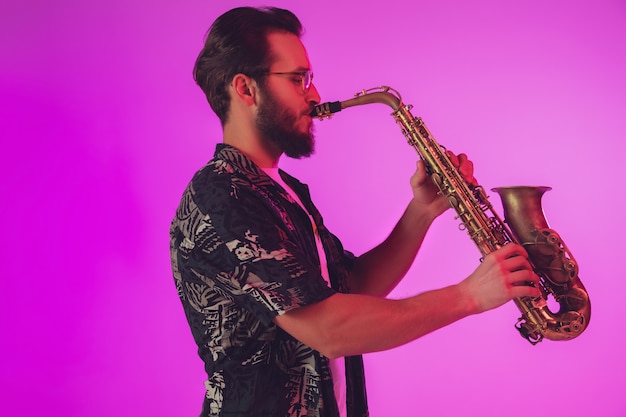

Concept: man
[[170, 6, 540, 417]]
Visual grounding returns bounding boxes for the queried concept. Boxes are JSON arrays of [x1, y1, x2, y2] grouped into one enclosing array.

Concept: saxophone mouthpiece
[[310, 101, 343, 118]]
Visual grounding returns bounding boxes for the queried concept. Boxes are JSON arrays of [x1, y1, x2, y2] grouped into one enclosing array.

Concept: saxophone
[[311, 86, 591, 344]]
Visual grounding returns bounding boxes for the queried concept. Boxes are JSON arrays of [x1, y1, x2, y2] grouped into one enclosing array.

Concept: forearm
[[276, 243, 542, 359], [276, 284, 475, 359], [348, 198, 441, 296]]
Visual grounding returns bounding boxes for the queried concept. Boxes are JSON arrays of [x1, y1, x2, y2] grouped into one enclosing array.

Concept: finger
[[507, 269, 540, 286], [446, 150, 459, 167], [492, 243, 529, 261], [508, 283, 542, 299], [459, 159, 474, 179], [502, 255, 533, 273], [457, 153, 471, 170], [455, 153, 479, 186], [506, 242, 530, 258], [411, 160, 428, 185]]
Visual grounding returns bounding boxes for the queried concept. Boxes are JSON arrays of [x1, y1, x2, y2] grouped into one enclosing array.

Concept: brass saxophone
[[311, 86, 591, 344]]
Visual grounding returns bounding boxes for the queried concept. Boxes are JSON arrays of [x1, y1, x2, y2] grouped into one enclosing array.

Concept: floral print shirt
[[170, 144, 369, 417]]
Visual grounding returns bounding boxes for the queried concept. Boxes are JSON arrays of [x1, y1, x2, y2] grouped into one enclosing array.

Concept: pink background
[[1, 1, 624, 416]]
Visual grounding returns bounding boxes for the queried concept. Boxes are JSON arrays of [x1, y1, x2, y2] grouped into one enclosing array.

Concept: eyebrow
[[285, 66, 311, 72]]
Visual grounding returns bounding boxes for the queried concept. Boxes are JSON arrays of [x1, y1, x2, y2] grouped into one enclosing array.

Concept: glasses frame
[[263, 70, 314, 94]]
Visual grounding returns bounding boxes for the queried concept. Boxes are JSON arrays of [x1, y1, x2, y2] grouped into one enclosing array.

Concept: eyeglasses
[[264, 70, 314, 94]]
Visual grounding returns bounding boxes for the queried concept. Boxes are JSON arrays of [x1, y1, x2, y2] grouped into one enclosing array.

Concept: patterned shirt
[[170, 144, 369, 417]]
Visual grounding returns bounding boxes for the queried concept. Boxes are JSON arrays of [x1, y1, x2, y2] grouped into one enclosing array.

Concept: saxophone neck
[[311, 86, 403, 118]]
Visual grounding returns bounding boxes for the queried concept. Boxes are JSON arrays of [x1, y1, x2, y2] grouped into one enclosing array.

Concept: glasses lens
[[303, 71, 313, 93]]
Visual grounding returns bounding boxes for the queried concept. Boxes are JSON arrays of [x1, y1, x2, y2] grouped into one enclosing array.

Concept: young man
[[170, 7, 540, 417]]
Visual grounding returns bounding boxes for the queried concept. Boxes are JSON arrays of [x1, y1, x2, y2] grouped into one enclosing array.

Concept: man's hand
[[460, 243, 542, 314], [445, 150, 478, 187], [410, 150, 478, 217]]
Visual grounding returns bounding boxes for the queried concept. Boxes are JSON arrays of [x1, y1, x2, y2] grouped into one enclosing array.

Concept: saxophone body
[[312, 87, 590, 344]]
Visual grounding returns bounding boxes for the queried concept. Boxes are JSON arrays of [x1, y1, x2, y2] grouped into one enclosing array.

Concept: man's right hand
[[459, 243, 542, 314]]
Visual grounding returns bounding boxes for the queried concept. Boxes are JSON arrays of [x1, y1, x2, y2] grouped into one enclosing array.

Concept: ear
[[231, 73, 258, 106]]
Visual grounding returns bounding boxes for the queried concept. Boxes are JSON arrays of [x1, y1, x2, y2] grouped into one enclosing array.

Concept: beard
[[256, 89, 315, 159]]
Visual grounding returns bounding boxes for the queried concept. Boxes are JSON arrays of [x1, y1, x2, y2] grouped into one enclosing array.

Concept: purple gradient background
[[1, 1, 624, 416]]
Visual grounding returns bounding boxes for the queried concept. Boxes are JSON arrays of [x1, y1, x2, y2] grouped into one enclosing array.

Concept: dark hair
[[193, 7, 303, 124]]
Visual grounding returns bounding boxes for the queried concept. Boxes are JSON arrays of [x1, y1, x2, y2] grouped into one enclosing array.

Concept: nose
[[307, 82, 321, 105]]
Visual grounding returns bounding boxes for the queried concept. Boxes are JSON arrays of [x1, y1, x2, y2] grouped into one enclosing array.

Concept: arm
[[275, 243, 541, 359]]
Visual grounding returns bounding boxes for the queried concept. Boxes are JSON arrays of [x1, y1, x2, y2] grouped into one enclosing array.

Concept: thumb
[[411, 160, 429, 188]]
